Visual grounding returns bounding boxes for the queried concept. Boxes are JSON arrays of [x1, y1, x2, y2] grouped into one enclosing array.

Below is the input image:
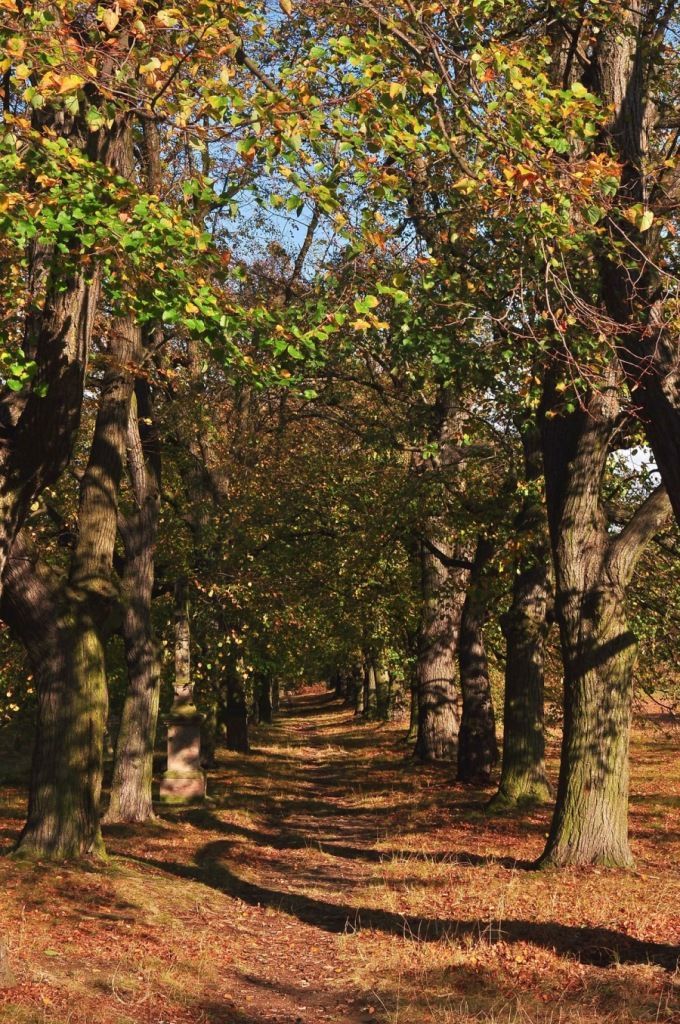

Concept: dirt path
[[0, 688, 678, 1024]]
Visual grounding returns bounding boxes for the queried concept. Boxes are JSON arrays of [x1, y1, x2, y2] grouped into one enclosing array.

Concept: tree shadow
[[179, 809, 535, 869], [129, 842, 679, 971]]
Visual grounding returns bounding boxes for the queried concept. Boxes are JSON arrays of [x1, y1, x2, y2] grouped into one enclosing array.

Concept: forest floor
[[0, 688, 678, 1024]]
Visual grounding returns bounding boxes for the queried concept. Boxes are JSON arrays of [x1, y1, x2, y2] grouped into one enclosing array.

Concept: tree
[[539, 379, 672, 867], [457, 538, 498, 784], [490, 426, 553, 810]]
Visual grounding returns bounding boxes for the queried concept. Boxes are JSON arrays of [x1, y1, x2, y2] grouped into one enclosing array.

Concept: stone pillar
[[160, 707, 206, 804], [160, 578, 206, 804]]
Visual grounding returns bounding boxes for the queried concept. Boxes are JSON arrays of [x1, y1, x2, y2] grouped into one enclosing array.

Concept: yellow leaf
[[100, 8, 120, 33], [452, 176, 476, 194], [7, 36, 25, 58], [139, 57, 161, 75], [352, 319, 371, 331], [155, 9, 180, 27], [57, 74, 84, 94], [279, 0, 292, 14], [185, 301, 199, 314], [388, 82, 404, 99]]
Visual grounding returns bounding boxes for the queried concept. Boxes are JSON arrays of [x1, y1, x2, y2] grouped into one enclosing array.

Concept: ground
[[0, 689, 678, 1024]]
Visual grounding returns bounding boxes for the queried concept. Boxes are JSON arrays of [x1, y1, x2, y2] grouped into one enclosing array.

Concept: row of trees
[[0, 0, 678, 868]]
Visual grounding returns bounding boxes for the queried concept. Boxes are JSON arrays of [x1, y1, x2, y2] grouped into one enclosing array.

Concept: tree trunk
[[374, 663, 392, 722], [0, 115, 131, 596], [105, 376, 162, 824], [414, 533, 470, 764], [458, 540, 498, 783], [541, 583, 638, 867], [2, 538, 107, 859], [491, 560, 552, 809], [226, 663, 250, 753], [352, 662, 365, 715], [201, 700, 219, 769], [592, 10, 680, 529], [406, 670, 419, 744], [549, 10, 680, 528], [490, 427, 552, 810], [14, 280, 138, 857], [257, 676, 273, 725], [539, 386, 671, 867], [333, 671, 347, 700], [363, 658, 378, 719]]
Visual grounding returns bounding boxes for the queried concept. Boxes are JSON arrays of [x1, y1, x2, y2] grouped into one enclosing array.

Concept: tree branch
[[607, 484, 673, 586]]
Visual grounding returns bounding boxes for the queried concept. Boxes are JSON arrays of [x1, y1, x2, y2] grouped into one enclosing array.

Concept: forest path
[[1, 687, 678, 1024]]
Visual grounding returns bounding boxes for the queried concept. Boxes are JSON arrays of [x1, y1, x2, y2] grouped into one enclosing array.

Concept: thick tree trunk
[[458, 540, 498, 783], [490, 428, 552, 810], [541, 584, 637, 867], [415, 533, 470, 763], [105, 127, 164, 823], [591, 10, 680, 528], [0, 117, 132, 594], [105, 380, 162, 824], [539, 388, 671, 867], [13, 291, 138, 857], [550, 10, 680, 527], [491, 559, 552, 809], [2, 539, 107, 859]]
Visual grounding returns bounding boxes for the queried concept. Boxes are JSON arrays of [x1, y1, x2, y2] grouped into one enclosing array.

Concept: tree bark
[[539, 384, 671, 867], [593, 8, 680, 528], [490, 427, 552, 810], [374, 662, 392, 722], [550, 8, 680, 527], [363, 657, 378, 719], [105, 375, 162, 823], [12, 274, 139, 858], [406, 669, 419, 744], [353, 662, 365, 715], [414, 532, 470, 764], [2, 538, 107, 859], [0, 105, 133, 596], [458, 539, 498, 783]]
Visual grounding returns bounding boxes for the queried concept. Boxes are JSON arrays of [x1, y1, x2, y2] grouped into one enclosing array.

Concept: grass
[[0, 688, 678, 1023]]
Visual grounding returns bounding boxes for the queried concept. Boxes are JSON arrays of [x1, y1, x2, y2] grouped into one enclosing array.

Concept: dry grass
[[0, 689, 678, 1024]]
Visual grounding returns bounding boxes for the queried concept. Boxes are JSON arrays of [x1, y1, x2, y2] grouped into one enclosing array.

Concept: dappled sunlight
[[0, 690, 678, 1023]]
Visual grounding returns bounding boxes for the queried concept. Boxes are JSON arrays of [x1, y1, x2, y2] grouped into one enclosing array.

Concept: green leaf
[[639, 210, 654, 232], [354, 294, 379, 314]]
